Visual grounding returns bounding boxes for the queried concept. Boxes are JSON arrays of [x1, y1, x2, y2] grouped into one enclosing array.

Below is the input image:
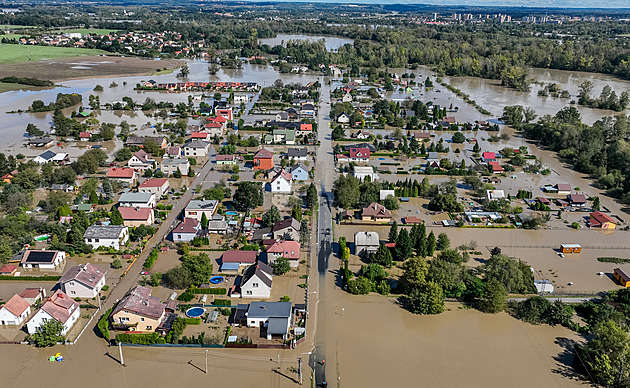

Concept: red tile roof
[[482, 152, 496, 160], [267, 240, 301, 260], [107, 167, 135, 179], [2, 294, 30, 317], [118, 207, 153, 221], [216, 154, 235, 162], [59, 263, 106, 289], [362, 202, 392, 218], [41, 292, 79, 324], [139, 178, 169, 188], [403, 217, 423, 224], [204, 122, 223, 129], [222, 250, 257, 263], [79, 131, 91, 138], [0, 264, 17, 274], [254, 149, 273, 159], [191, 132, 208, 138], [19, 288, 43, 299], [590, 211, 616, 226], [350, 147, 370, 159], [174, 217, 200, 234], [489, 161, 503, 172]]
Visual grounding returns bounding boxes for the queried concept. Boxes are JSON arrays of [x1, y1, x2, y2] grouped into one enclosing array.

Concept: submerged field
[[0, 44, 108, 64]]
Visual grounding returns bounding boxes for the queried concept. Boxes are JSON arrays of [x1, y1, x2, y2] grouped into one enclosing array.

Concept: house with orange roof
[[107, 167, 137, 185], [254, 149, 274, 170], [589, 211, 617, 229], [118, 206, 155, 227], [0, 294, 31, 325], [266, 240, 301, 267]]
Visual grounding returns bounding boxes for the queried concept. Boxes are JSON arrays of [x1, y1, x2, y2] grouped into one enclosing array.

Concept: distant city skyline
[[247, 0, 630, 9]]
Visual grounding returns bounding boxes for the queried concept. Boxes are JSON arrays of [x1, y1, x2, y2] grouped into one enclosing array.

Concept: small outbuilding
[[614, 268, 630, 288], [560, 244, 581, 254]]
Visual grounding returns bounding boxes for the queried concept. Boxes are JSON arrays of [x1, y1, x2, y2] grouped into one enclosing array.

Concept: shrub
[[598, 257, 630, 264], [188, 287, 227, 295], [213, 299, 231, 306], [115, 332, 165, 345], [111, 259, 123, 269], [143, 247, 159, 268], [102, 285, 110, 291], [0, 275, 61, 281], [97, 308, 112, 340], [177, 292, 195, 302]]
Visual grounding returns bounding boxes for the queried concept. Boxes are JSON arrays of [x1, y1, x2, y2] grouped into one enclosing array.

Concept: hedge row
[[189, 287, 227, 295], [598, 257, 630, 264], [213, 299, 231, 306], [115, 332, 165, 345], [98, 308, 113, 340], [143, 247, 159, 269], [0, 275, 61, 281]]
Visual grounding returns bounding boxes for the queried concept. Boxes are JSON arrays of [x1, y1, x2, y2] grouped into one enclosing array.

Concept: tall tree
[[200, 212, 209, 229], [427, 231, 436, 257], [478, 278, 507, 313], [388, 221, 398, 242], [395, 228, 412, 262], [110, 208, 123, 225], [372, 242, 393, 268]]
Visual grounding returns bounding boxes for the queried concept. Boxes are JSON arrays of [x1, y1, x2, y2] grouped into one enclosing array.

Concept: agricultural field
[[51, 28, 121, 36], [0, 44, 108, 64]]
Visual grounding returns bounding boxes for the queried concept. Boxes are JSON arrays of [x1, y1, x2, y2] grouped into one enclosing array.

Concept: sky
[[247, 0, 630, 9]]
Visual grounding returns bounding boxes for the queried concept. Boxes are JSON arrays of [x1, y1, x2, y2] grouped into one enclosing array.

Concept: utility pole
[[205, 350, 208, 374], [298, 357, 303, 385], [118, 341, 124, 365]]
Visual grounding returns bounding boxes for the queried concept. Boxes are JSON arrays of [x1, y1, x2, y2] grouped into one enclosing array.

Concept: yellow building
[[614, 268, 630, 288], [111, 286, 166, 332]]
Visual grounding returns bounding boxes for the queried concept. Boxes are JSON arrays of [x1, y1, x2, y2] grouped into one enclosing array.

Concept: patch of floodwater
[[70, 66, 93, 69]]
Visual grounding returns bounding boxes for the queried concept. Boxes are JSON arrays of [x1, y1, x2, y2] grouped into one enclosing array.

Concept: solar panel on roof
[[25, 251, 56, 263]]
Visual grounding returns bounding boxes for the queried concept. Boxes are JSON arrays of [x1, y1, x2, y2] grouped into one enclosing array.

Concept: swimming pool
[[186, 307, 205, 318], [210, 276, 224, 284]]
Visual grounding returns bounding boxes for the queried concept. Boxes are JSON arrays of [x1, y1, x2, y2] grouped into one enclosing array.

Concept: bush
[[102, 285, 110, 291], [97, 308, 113, 340], [111, 259, 123, 269], [597, 257, 630, 264], [143, 247, 159, 268], [188, 287, 227, 295], [31, 319, 65, 347], [213, 299, 231, 306], [177, 292, 195, 302], [115, 332, 165, 345], [0, 275, 61, 281]]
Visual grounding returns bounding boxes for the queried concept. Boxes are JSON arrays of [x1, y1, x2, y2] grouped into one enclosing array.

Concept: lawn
[[0, 44, 108, 64], [0, 25, 34, 30], [0, 34, 26, 40], [150, 68, 175, 76]]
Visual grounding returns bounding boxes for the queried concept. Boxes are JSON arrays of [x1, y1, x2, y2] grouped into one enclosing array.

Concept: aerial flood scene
[[1, 0, 630, 387]]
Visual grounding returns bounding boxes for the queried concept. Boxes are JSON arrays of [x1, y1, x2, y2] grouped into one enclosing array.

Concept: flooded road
[[259, 34, 353, 51]]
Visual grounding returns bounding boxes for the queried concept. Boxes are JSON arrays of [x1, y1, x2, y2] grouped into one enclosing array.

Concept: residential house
[[203, 122, 224, 137], [482, 152, 496, 163], [138, 178, 170, 196], [555, 184, 572, 195], [589, 211, 617, 229], [83, 225, 129, 250], [361, 203, 392, 223], [19, 288, 46, 305], [289, 163, 309, 181], [489, 161, 504, 174], [337, 113, 351, 124], [27, 138, 55, 148], [20, 250, 66, 269], [266, 240, 300, 267], [33, 150, 56, 164], [184, 199, 219, 221], [118, 192, 156, 208], [485, 190, 506, 201], [216, 154, 237, 165], [342, 92, 353, 103], [298, 123, 313, 134], [1, 170, 17, 183], [127, 150, 155, 171], [270, 170, 292, 194], [160, 158, 190, 176], [426, 152, 440, 168], [275, 111, 289, 122], [222, 250, 258, 268], [171, 218, 202, 242], [119, 207, 155, 226], [57, 263, 107, 298], [349, 147, 370, 163], [272, 218, 301, 241], [107, 167, 137, 185], [234, 94, 249, 104], [353, 166, 378, 182], [266, 128, 296, 145], [126, 136, 168, 149], [190, 132, 208, 140], [239, 262, 273, 299], [111, 286, 166, 332], [245, 301, 292, 340], [78, 131, 91, 141], [254, 149, 274, 170], [0, 264, 17, 276], [300, 103, 315, 117], [183, 140, 210, 157], [568, 194, 587, 207], [354, 231, 380, 255], [207, 219, 228, 235], [167, 146, 181, 158], [0, 294, 31, 326], [287, 148, 308, 161], [26, 291, 80, 335], [380, 190, 395, 200], [143, 80, 157, 88], [52, 153, 69, 165], [353, 130, 370, 140], [51, 183, 74, 192]]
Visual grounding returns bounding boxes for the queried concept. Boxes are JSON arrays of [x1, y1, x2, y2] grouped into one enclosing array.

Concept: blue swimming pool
[[186, 307, 205, 318], [225, 211, 237, 216], [210, 276, 224, 284]]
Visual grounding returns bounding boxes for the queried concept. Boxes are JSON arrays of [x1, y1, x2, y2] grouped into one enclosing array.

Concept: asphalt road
[[309, 78, 335, 387]]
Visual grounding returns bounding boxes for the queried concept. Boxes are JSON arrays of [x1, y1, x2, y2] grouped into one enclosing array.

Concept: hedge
[[115, 332, 165, 345], [213, 299, 231, 306], [189, 287, 227, 295], [143, 247, 159, 269], [598, 257, 630, 264], [97, 308, 113, 340], [0, 275, 61, 281]]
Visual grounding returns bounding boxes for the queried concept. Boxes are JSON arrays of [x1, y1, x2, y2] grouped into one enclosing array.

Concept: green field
[[57, 28, 120, 36], [0, 25, 34, 30], [0, 44, 108, 64], [0, 34, 26, 40]]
